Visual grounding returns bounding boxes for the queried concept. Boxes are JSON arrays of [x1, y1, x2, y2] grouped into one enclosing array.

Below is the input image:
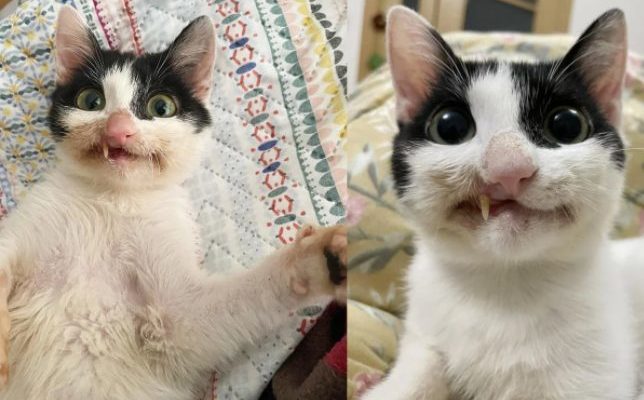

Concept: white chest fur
[[404, 241, 638, 400], [0, 172, 206, 400], [0, 169, 341, 400]]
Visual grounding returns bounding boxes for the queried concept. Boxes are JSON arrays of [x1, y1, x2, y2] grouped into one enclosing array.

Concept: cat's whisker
[[417, 52, 458, 84], [430, 35, 468, 85], [550, 28, 601, 82], [153, 48, 172, 79], [414, 41, 467, 88], [546, 56, 563, 82]]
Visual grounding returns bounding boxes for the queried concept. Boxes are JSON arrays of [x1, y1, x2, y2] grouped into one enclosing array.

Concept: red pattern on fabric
[[123, 0, 143, 55], [214, 0, 305, 244], [91, 0, 117, 49]]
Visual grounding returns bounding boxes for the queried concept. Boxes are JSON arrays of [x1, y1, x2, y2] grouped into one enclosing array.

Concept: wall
[[569, 0, 644, 54], [347, 0, 365, 93], [338, 0, 644, 93]]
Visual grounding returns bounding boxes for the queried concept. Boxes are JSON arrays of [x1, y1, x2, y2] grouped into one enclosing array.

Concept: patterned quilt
[[0, 1, 346, 399], [347, 32, 644, 399]]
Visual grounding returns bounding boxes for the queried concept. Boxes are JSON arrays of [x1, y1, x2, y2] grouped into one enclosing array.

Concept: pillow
[[346, 300, 401, 400], [0, 1, 346, 398]]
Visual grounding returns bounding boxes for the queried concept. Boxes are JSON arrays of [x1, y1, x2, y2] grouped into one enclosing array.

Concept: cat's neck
[[416, 233, 608, 307]]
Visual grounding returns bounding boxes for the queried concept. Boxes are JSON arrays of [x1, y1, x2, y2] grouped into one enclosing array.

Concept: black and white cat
[[0, 6, 345, 400], [363, 6, 644, 400]]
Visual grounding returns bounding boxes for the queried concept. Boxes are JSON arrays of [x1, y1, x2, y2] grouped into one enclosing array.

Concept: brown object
[[533, 0, 573, 33], [260, 303, 347, 400]]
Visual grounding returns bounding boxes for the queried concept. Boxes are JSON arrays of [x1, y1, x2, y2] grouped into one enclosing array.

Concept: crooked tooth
[[102, 142, 109, 159], [479, 194, 490, 221]]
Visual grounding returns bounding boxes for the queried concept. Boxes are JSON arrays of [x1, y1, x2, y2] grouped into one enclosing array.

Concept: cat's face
[[387, 7, 627, 264], [48, 6, 215, 190]]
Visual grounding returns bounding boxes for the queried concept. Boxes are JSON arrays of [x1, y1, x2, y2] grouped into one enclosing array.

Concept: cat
[[0, 6, 346, 400], [362, 6, 644, 400]]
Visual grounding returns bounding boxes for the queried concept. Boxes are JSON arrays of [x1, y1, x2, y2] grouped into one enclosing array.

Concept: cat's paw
[[289, 224, 347, 302]]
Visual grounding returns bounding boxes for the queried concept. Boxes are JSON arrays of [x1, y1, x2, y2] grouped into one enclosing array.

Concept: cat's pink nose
[[483, 133, 537, 198], [105, 112, 136, 147]]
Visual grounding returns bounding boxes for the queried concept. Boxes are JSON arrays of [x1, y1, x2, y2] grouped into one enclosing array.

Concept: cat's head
[[387, 7, 628, 264], [49, 6, 215, 190]]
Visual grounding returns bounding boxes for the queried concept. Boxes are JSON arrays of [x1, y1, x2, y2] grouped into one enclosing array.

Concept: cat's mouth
[[88, 143, 165, 172], [90, 143, 140, 166], [452, 195, 573, 226]]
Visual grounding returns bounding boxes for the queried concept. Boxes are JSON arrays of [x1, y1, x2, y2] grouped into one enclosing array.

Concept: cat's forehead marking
[[466, 64, 520, 139], [102, 64, 136, 112]]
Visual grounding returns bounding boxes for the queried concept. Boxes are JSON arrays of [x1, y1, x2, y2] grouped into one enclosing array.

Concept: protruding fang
[[102, 143, 109, 159], [479, 194, 490, 221]]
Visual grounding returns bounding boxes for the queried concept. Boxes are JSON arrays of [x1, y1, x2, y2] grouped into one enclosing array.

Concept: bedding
[[346, 32, 644, 399], [0, 0, 346, 398]]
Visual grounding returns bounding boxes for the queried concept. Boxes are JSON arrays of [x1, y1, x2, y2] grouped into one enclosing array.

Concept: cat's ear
[[167, 16, 216, 102], [55, 5, 100, 85], [386, 6, 462, 123], [559, 9, 627, 126]]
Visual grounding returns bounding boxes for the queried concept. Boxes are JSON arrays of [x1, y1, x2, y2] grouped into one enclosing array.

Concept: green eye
[[146, 94, 177, 118], [75, 88, 105, 111]]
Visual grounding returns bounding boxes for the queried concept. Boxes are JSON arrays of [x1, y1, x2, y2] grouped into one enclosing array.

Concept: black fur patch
[[48, 29, 211, 137], [324, 247, 346, 285], [510, 62, 624, 167], [390, 29, 625, 198]]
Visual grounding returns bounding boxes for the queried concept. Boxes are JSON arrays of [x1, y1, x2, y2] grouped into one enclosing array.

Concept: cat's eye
[[545, 107, 590, 144], [75, 88, 105, 111], [146, 94, 177, 118], [426, 108, 475, 145]]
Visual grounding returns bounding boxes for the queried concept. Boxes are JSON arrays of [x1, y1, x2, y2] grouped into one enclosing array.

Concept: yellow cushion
[[347, 301, 402, 399]]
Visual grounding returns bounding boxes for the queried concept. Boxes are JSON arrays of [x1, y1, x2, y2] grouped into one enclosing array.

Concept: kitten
[[362, 6, 644, 400], [0, 6, 346, 400]]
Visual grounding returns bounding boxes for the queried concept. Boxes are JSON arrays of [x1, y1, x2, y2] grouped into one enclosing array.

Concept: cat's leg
[[137, 225, 347, 371], [361, 328, 450, 400], [204, 224, 347, 364]]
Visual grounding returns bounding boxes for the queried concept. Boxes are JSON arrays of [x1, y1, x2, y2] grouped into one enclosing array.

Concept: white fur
[[102, 67, 137, 112], [363, 64, 642, 400], [0, 65, 337, 399], [0, 171, 333, 399]]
